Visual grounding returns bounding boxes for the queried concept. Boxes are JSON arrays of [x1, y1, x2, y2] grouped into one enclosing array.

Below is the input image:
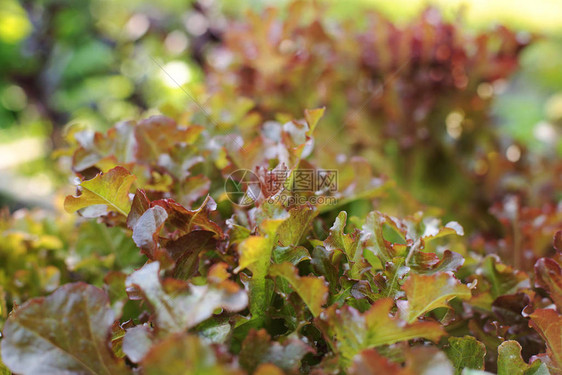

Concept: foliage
[[0, 2, 562, 375]]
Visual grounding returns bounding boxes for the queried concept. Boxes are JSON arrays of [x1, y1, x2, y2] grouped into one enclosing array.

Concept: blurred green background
[[0, 0, 561, 210]]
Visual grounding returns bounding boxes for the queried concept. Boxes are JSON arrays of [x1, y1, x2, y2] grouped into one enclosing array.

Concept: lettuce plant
[[0, 108, 558, 374], [1, 3, 561, 375]]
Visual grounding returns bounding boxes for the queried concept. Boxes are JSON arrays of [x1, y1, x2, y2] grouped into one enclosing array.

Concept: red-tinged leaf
[[134, 116, 196, 163], [126, 262, 247, 334], [362, 211, 398, 265], [529, 308, 562, 373], [208, 262, 231, 283], [269, 262, 328, 317], [350, 346, 455, 375], [239, 329, 313, 374], [410, 250, 465, 275], [325, 212, 359, 255], [140, 333, 242, 375], [554, 231, 562, 252], [108, 121, 137, 163], [238, 329, 269, 373], [317, 298, 445, 365], [1, 283, 129, 375], [180, 174, 211, 207], [535, 257, 562, 311], [131, 206, 168, 257], [127, 189, 150, 229], [349, 348, 405, 375], [401, 346, 455, 375], [64, 166, 136, 217], [70, 121, 137, 172], [400, 272, 472, 323], [363, 298, 445, 346], [0, 357, 9, 375], [152, 196, 223, 238], [164, 230, 217, 280], [111, 323, 126, 359], [122, 325, 154, 364]]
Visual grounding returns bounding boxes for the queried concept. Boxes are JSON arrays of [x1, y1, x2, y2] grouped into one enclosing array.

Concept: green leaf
[[277, 205, 317, 247], [362, 211, 398, 265], [535, 258, 562, 311], [235, 236, 272, 275], [76, 220, 143, 271], [482, 256, 530, 299], [304, 107, 325, 136], [233, 202, 293, 317], [270, 262, 328, 317], [318, 298, 445, 365], [400, 272, 472, 323], [126, 262, 248, 334], [179, 174, 211, 207], [234, 236, 273, 317], [529, 309, 562, 374], [410, 250, 465, 275], [272, 245, 311, 265], [421, 220, 464, 242], [0, 350, 12, 375], [254, 201, 290, 237], [1, 283, 129, 375], [363, 298, 445, 346], [130, 206, 168, 257], [444, 336, 486, 375], [64, 166, 136, 216], [497, 340, 549, 375], [325, 212, 360, 255], [325, 211, 368, 279], [104, 271, 128, 317], [311, 246, 340, 294], [239, 329, 313, 374]]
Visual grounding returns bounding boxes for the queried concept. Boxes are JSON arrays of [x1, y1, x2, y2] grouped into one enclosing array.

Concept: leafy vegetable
[[269, 262, 328, 317], [126, 262, 248, 334], [497, 341, 548, 375], [444, 336, 486, 374], [1, 2, 561, 374], [64, 166, 136, 217], [400, 272, 473, 323], [1, 283, 128, 374]]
